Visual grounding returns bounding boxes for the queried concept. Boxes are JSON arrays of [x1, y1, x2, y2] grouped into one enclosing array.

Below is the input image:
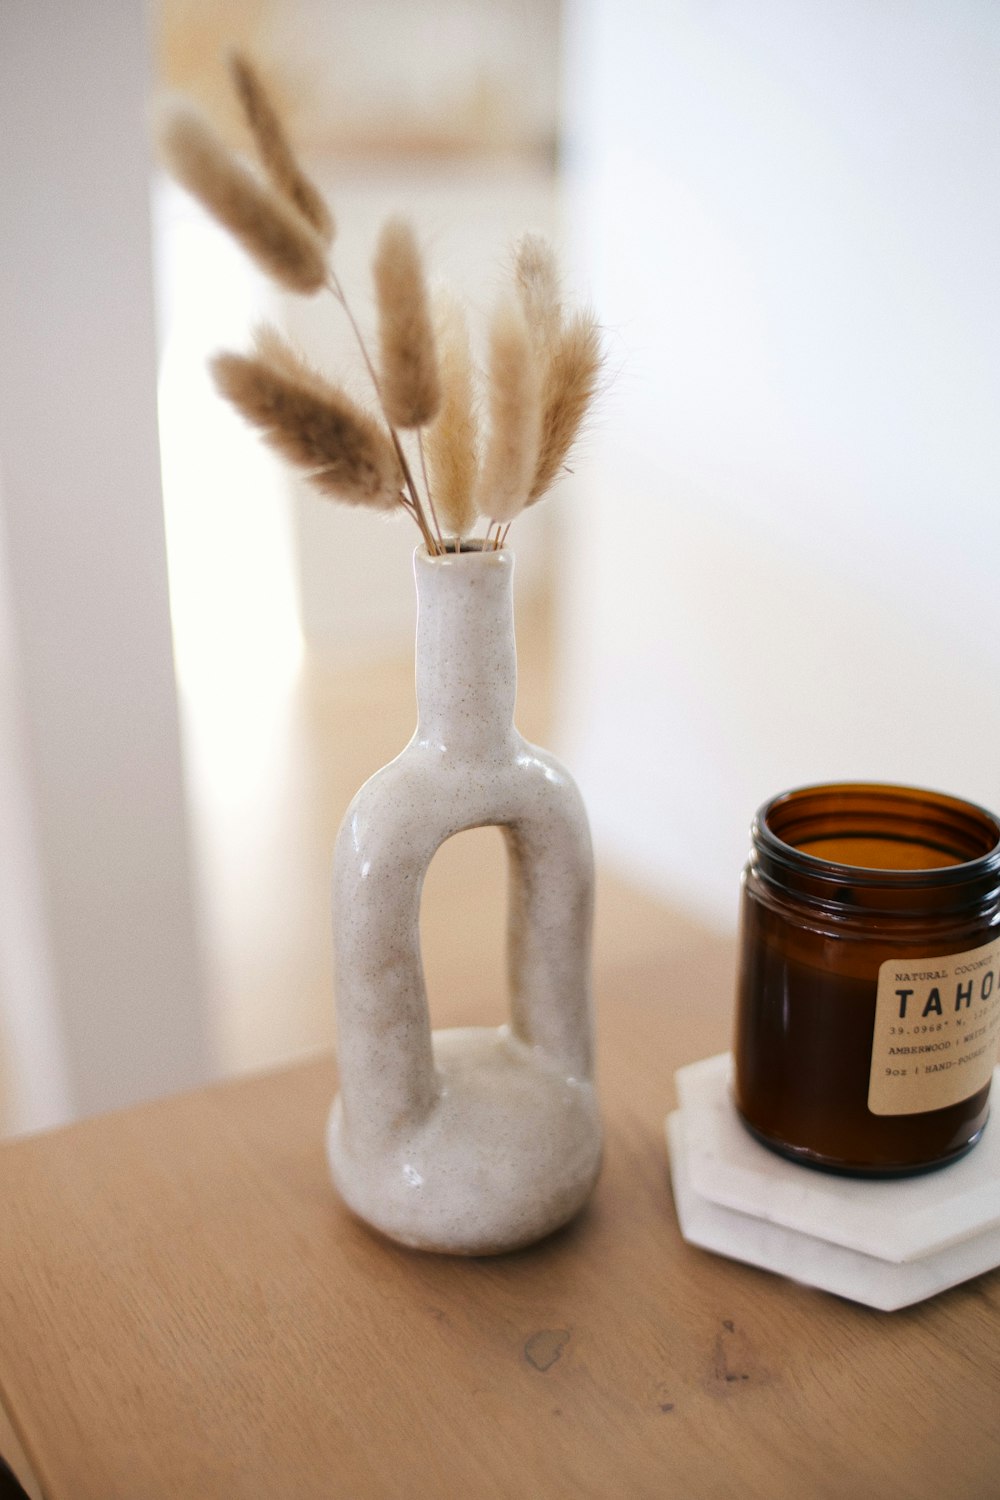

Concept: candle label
[[869, 936, 1000, 1115]]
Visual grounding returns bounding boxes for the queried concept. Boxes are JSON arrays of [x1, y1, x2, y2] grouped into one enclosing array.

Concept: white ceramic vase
[[327, 543, 602, 1254]]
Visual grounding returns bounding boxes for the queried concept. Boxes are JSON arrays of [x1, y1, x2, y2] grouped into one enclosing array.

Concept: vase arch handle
[[332, 758, 595, 1159]]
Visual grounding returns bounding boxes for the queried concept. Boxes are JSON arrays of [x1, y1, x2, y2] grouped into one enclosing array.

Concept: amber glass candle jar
[[733, 782, 1000, 1176]]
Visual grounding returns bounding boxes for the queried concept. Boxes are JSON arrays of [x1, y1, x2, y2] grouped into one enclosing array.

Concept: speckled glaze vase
[[327, 543, 602, 1254]]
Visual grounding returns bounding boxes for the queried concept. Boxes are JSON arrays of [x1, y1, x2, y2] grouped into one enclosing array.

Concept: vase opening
[[438, 538, 490, 555]]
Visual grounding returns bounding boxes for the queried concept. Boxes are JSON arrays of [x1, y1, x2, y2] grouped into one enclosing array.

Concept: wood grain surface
[[1, 939, 999, 1499]]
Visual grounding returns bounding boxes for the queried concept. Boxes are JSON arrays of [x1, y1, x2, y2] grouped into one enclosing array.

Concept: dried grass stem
[[326, 269, 438, 551], [226, 50, 334, 244], [212, 346, 404, 510], [156, 100, 327, 294], [476, 301, 542, 525], [529, 310, 602, 504], [373, 218, 441, 430], [514, 232, 562, 348], [425, 291, 479, 540]]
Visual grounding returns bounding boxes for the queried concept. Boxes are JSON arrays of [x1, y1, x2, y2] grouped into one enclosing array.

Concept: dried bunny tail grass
[[211, 350, 404, 508], [373, 217, 441, 429], [226, 50, 334, 245], [513, 231, 562, 347], [252, 322, 330, 398], [528, 309, 602, 505], [475, 300, 543, 526], [425, 290, 479, 538], [155, 98, 327, 294]]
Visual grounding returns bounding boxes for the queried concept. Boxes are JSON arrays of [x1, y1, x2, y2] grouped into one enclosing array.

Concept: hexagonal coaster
[[666, 1112, 1000, 1311], [675, 1053, 1000, 1263]]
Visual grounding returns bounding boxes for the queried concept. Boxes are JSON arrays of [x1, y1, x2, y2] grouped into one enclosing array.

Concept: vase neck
[[413, 546, 517, 756]]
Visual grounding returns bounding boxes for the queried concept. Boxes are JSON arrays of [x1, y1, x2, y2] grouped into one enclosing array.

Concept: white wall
[[0, 0, 213, 1128], [560, 0, 1000, 927]]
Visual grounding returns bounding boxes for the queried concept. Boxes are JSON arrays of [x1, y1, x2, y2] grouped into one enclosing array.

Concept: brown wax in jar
[[733, 783, 1000, 1176], [800, 836, 963, 871]]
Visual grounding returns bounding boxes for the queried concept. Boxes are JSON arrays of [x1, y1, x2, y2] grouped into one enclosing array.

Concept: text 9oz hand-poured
[[733, 783, 1000, 1176]]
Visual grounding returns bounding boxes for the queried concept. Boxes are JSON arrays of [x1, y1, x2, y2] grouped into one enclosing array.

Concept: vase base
[[328, 1025, 603, 1255]]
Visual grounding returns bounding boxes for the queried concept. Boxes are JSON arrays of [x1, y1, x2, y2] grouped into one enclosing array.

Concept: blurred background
[[1, 0, 998, 1136]]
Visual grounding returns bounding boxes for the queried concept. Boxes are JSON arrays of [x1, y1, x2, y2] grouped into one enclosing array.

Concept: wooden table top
[[1, 938, 998, 1499]]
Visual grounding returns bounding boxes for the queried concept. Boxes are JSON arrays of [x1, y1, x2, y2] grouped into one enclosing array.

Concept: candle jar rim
[[753, 780, 1000, 893]]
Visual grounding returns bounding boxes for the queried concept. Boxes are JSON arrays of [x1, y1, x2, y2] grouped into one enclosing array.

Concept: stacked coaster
[[665, 1053, 1000, 1311]]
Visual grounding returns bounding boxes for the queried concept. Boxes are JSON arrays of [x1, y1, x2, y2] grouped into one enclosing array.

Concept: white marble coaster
[[666, 1053, 1000, 1311], [667, 1113, 1000, 1311]]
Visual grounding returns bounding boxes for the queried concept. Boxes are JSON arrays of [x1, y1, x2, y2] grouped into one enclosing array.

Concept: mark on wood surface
[[707, 1319, 772, 1395], [653, 1381, 677, 1414], [524, 1329, 571, 1372]]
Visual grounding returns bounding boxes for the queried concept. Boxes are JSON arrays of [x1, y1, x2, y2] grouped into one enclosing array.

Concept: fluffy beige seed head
[[155, 98, 327, 294], [425, 291, 479, 539], [528, 309, 602, 505], [211, 346, 404, 508], [513, 231, 562, 348], [475, 299, 542, 526], [252, 322, 330, 398], [373, 217, 441, 429], [227, 50, 335, 245]]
